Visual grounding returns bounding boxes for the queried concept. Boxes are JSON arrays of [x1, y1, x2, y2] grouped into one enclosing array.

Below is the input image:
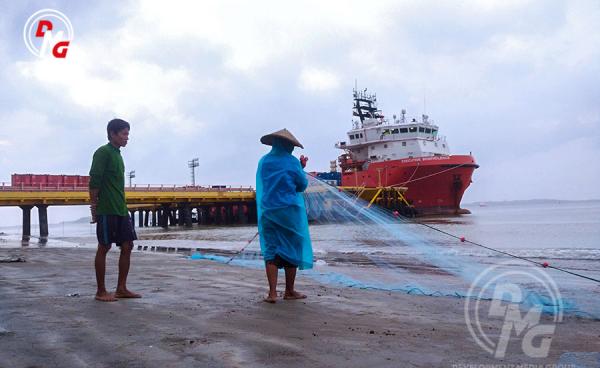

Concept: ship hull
[[340, 155, 478, 215]]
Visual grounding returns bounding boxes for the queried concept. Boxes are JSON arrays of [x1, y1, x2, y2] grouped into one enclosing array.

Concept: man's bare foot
[[95, 292, 117, 302], [115, 289, 142, 298], [283, 290, 307, 300], [263, 293, 277, 303]]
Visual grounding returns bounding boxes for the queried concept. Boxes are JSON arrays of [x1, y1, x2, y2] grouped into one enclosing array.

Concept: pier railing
[[0, 183, 254, 192]]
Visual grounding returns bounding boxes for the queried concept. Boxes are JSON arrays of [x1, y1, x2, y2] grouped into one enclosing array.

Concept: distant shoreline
[[57, 216, 92, 225], [0, 216, 91, 230], [464, 198, 600, 206]]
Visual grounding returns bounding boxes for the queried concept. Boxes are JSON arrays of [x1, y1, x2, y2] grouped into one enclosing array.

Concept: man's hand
[[89, 188, 100, 224], [300, 155, 309, 168], [90, 204, 97, 224]]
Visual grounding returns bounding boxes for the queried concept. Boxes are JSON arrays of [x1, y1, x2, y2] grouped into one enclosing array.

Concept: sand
[[0, 247, 598, 368]]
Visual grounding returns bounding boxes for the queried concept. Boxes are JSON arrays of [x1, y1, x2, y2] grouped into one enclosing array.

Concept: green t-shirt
[[89, 143, 128, 216]]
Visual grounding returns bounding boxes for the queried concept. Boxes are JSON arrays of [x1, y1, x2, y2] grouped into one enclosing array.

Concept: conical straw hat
[[260, 128, 304, 149]]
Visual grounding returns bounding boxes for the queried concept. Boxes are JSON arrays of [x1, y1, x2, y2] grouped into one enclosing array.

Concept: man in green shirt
[[89, 119, 141, 302]]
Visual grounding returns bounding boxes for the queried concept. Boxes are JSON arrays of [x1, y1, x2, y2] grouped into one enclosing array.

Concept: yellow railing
[[0, 187, 255, 206]]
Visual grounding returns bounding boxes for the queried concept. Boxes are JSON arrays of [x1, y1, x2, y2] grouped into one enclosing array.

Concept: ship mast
[[352, 87, 382, 128]]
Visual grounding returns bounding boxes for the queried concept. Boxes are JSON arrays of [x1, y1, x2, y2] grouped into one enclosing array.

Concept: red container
[[14, 174, 31, 186], [78, 176, 90, 186], [30, 175, 45, 186], [11, 174, 91, 188], [47, 175, 60, 186], [63, 175, 77, 185], [11, 174, 22, 186]]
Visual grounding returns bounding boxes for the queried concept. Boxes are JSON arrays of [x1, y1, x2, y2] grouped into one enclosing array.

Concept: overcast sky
[[1, 0, 599, 226]]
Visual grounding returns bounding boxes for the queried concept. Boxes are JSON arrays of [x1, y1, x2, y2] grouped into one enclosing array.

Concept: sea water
[[2, 192, 599, 317]]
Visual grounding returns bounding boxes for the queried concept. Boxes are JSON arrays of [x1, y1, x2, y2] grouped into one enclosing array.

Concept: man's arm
[[89, 188, 100, 223], [88, 149, 107, 224]]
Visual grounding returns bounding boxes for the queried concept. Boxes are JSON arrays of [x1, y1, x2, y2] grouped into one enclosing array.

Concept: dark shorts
[[96, 215, 137, 247], [266, 254, 297, 269]]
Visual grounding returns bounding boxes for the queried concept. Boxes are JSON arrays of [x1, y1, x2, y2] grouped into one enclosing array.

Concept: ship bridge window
[[432, 129, 438, 136], [418, 127, 425, 133], [399, 128, 408, 133], [425, 128, 432, 134], [360, 133, 363, 138], [391, 128, 399, 134], [409, 126, 417, 133], [349, 134, 355, 139], [402, 142, 406, 146]]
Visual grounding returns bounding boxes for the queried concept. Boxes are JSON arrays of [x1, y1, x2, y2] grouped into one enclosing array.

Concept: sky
[[0, 0, 599, 226]]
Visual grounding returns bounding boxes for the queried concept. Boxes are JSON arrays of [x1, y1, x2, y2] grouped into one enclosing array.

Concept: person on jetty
[[256, 128, 313, 303], [89, 119, 141, 302]]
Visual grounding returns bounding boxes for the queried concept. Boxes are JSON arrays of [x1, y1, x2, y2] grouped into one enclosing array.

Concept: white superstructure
[[335, 89, 450, 162]]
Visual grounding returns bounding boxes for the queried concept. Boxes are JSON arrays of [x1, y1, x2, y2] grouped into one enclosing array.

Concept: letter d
[[35, 20, 53, 37]]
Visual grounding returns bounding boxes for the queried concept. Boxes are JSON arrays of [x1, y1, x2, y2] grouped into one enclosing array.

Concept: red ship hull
[[341, 155, 479, 215]]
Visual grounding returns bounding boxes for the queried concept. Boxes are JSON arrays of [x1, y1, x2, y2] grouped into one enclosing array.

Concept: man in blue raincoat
[[256, 128, 313, 303]]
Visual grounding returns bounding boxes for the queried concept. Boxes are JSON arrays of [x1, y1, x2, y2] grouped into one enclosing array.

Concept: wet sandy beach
[[1, 247, 598, 368]]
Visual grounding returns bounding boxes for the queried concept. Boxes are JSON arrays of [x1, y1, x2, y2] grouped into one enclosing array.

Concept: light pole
[[128, 170, 135, 187], [188, 158, 199, 186]]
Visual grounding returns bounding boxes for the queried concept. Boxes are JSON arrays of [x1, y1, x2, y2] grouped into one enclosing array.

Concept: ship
[[334, 88, 479, 215]]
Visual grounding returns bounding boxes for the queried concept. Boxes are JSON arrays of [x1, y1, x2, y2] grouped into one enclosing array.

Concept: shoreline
[[1, 247, 599, 367]]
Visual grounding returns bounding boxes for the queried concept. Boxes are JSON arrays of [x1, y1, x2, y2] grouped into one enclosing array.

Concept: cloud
[[298, 68, 339, 93], [134, 0, 395, 72], [0, 109, 72, 173], [15, 41, 196, 133], [468, 136, 600, 201], [0, 0, 598, 228]]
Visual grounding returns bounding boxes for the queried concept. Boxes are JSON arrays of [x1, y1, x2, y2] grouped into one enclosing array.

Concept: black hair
[[106, 118, 130, 140]]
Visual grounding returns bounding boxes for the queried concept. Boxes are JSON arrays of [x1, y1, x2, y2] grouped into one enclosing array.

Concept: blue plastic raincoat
[[256, 138, 313, 270]]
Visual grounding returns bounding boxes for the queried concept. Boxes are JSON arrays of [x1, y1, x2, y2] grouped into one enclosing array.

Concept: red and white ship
[[335, 88, 478, 215]]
